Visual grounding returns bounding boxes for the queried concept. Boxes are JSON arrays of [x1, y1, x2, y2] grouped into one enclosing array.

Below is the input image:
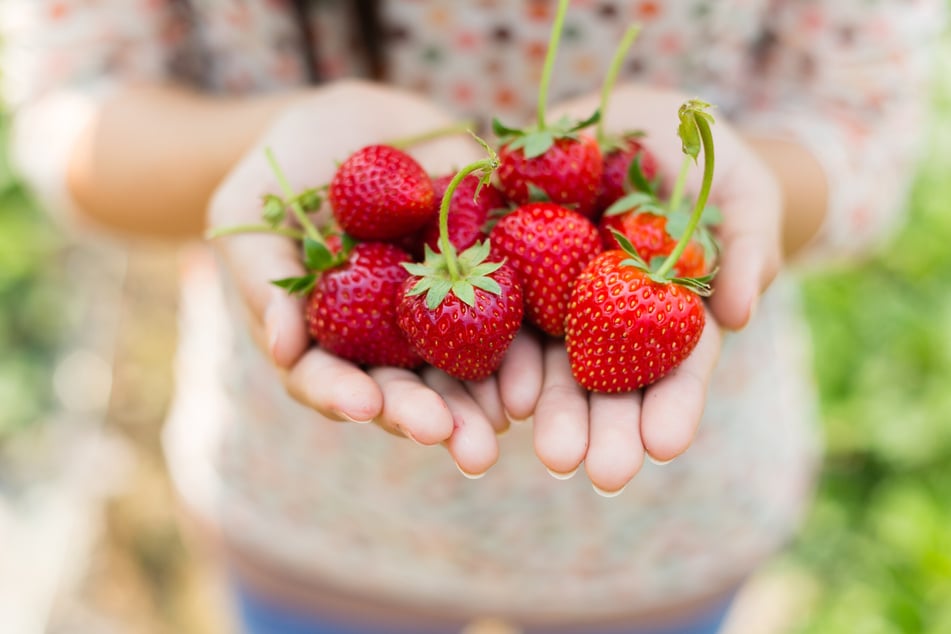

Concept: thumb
[[214, 232, 310, 368]]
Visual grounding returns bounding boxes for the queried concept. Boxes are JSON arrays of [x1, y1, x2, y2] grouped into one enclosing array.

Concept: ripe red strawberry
[[596, 136, 659, 214], [397, 259, 523, 381], [600, 211, 710, 278], [491, 0, 602, 218], [496, 134, 603, 218], [565, 249, 706, 392], [398, 151, 524, 381], [419, 173, 505, 254], [566, 98, 720, 393], [490, 202, 601, 336], [305, 242, 422, 368], [328, 144, 436, 241]]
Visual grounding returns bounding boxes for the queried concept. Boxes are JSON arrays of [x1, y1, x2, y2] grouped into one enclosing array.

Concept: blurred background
[[1, 19, 951, 634]]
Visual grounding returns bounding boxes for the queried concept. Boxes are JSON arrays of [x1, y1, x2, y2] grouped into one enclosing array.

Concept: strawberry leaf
[[470, 275, 502, 295], [701, 203, 723, 226], [665, 209, 690, 240], [470, 260, 505, 277], [271, 274, 317, 296], [492, 118, 524, 141], [303, 237, 334, 271], [604, 192, 657, 217], [518, 131, 556, 159], [452, 280, 476, 306], [425, 279, 453, 309], [626, 154, 656, 197], [527, 182, 551, 202], [669, 270, 717, 297], [567, 109, 601, 132], [611, 229, 649, 269]]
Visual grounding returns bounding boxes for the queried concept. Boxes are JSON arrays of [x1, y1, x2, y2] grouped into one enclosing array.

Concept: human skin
[[66, 79, 827, 490]]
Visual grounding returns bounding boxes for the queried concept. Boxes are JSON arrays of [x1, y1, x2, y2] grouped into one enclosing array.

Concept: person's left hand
[[518, 85, 781, 495]]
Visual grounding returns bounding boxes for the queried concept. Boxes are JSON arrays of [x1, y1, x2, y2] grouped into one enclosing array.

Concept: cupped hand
[[207, 80, 544, 476], [527, 85, 782, 494]]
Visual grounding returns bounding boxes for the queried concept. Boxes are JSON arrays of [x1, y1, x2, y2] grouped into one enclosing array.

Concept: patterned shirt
[[1, 0, 940, 620]]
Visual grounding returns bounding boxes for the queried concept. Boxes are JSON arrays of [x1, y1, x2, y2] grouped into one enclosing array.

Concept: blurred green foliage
[[0, 114, 66, 436], [791, 36, 951, 634]]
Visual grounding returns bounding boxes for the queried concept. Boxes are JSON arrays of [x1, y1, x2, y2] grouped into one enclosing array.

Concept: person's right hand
[[207, 81, 544, 477]]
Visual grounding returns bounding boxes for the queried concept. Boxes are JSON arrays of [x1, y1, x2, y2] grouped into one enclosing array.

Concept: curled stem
[[437, 158, 496, 281], [655, 117, 715, 279]]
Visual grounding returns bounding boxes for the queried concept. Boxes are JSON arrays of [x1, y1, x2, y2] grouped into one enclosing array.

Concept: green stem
[[537, 0, 570, 131], [265, 147, 325, 245], [438, 159, 496, 281], [386, 121, 475, 150], [596, 24, 641, 144], [206, 224, 305, 241], [655, 119, 715, 279], [667, 156, 693, 214]]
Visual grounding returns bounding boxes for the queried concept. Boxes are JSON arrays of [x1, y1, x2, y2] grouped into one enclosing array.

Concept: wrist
[[744, 135, 829, 258]]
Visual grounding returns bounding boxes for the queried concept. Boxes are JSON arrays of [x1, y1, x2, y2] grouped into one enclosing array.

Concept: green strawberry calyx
[[491, 0, 599, 159], [401, 137, 506, 310], [611, 229, 715, 297]]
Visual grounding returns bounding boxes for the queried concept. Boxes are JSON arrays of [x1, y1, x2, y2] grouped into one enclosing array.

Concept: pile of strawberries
[[214, 5, 720, 394]]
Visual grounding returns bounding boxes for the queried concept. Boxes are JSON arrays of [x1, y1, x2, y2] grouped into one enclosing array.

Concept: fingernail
[[334, 410, 374, 425], [592, 483, 627, 498], [646, 453, 674, 466], [456, 463, 487, 480], [396, 424, 426, 445], [546, 465, 580, 480], [504, 410, 532, 425]]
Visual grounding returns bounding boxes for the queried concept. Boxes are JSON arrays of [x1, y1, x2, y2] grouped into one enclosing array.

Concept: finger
[[213, 232, 311, 368], [640, 316, 722, 463], [368, 366, 455, 445], [709, 169, 783, 330], [533, 340, 589, 477], [285, 347, 383, 423], [422, 367, 500, 477], [465, 375, 510, 435], [497, 329, 544, 423], [585, 391, 644, 496]]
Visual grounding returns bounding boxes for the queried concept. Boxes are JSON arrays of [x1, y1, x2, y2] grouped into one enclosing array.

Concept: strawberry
[[496, 133, 603, 218], [596, 136, 659, 214], [397, 149, 524, 381], [304, 242, 422, 368], [397, 259, 522, 381], [491, 0, 602, 218], [328, 144, 436, 241], [565, 249, 706, 392], [565, 99, 719, 392], [600, 211, 710, 278], [490, 202, 602, 336], [419, 173, 505, 254]]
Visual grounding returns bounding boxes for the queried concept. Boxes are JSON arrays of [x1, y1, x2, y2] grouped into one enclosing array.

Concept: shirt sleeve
[[0, 0, 189, 221], [736, 0, 944, 264]]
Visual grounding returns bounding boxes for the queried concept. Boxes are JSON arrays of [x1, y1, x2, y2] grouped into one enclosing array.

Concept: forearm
[[65, 83, 305, 239], [745, 136, 829, 259]]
